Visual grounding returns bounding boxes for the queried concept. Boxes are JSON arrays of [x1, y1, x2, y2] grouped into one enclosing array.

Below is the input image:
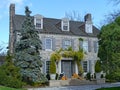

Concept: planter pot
[[96, 73, 101, 79], [50, 74, 56, 80]]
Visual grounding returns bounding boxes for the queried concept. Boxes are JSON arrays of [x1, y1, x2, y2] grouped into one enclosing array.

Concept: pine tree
[[14, 7, 47, 84]]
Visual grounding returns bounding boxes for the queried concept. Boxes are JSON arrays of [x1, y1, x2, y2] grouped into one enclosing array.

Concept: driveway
[[28, 82, 120, 90]]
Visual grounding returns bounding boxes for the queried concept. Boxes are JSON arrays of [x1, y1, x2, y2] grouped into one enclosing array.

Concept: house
[[9, 4, 100, 78]]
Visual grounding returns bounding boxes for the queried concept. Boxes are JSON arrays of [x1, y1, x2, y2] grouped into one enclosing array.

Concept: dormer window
[[61, 18, 69, 31], [34, 14, 43, 29]]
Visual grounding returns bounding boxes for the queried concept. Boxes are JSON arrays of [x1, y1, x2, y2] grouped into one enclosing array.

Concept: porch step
[[49, 79, 96, 87]]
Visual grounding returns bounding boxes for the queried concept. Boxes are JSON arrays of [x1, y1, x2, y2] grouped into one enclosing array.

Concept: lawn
[[0, 86, 26, 90], [96, 87, 120, 90]]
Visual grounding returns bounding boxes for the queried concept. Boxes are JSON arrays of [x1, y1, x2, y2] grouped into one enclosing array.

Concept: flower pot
[[50, 74, 56, 80], [96, 73, 101, 79]]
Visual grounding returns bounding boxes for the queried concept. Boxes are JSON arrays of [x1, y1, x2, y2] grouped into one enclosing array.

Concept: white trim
[[45, 38, 52, 51], [61, 18, 69, 31], [34, 14, 43, 29]]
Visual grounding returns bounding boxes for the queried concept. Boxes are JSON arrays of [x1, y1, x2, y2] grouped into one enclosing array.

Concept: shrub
[[95, 60, 101, 73], [0, 68, 23, 88], [86, 72, 91, 80], [49, 59, 56, 74], [46, 73, 50, 80]]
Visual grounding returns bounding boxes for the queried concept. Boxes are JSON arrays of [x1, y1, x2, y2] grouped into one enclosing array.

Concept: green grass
[[0, 86, 26, 90], [96, 87, 120, 90]]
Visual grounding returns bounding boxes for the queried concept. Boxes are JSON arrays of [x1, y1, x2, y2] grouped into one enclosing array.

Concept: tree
[[14, 6, 47, 84], [109, 0, 120, 5], [0, 51, 23, 88], [104, 10, 120, 24], [65, 10, 82, 21], [98, 16, 120, 80]]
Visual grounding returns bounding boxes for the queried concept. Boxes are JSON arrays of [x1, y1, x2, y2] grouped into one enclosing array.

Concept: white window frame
[[46, 61, 51, 74], [94, 41, 98, 53], [34, 14, 43, 29], [61, 18, 69, 31], [83, 61, 88, 72], [63, 40, 72, 49], [83, 41, 88, 53], [45, 38, 52, 51]]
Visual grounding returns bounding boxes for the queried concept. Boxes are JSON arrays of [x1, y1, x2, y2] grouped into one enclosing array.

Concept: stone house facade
[[9, 4, 100, 78]]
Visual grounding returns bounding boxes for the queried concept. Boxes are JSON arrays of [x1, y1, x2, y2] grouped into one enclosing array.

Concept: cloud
[[7, 0, 24, 5]]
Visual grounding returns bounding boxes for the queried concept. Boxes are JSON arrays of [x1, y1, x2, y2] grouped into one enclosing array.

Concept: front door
[[61, 60, 74, 78]]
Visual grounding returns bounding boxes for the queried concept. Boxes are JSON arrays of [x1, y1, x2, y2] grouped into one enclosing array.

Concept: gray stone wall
[[39, 34, 98, 74]]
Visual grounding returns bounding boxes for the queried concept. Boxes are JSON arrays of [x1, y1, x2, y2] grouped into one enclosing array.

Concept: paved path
[[28, 82, 120, 90]]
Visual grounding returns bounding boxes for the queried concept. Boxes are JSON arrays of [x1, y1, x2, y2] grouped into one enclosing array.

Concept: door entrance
[[61, 60, 74, 78]]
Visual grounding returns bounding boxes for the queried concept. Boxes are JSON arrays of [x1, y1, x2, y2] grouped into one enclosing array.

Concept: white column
[[58, 60, 61, 74], [90, 60, 95, 75], [75, 62, 78, 74]]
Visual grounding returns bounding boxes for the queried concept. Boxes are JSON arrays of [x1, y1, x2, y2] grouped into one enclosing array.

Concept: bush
[[95, 60, 101, 73], [49, 58, 56, 74], [0, 69, 23, 88], [86, 72, 91, 80], [0, 52, 23, 88], [46, 73, 50, 80]]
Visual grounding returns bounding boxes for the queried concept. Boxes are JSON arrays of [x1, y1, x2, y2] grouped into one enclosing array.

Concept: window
[[34, 14, 43, 29], [45, 38, 52, 51], [63, 40, 72, 49], [35, 18, 42, 29], [79, 40, 83, 49], [83, 41, 88, 52], [83, 61, 87, 72], [94, 41, 98, 53], [46, 61, 50, 74], [61, 18, 69, 31]]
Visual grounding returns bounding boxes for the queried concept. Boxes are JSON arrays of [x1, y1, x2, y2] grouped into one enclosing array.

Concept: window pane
[[45, 38, 52, 50], [83, 61, 87, 72], [35, 19, 41, 29], [63, 40, 71, 49], [83, 41, 88, 52], [63, 26, 68, 30], [46, 61, 50, 74]]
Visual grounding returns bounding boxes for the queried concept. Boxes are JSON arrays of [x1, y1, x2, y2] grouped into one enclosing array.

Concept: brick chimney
[[9, 4, 15, 54], [84, 13, 93, 33]]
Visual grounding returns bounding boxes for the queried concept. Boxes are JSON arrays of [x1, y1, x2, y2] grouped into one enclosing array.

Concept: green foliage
[[73, 51, 84, 75], [49, 56, 56, 74], [95, 60, 101, 73], [0, 86, 26, 90], [50, 47, 84, 75], [96, 87, 120, 90], [14, 7, 47, 84], [86, 72, 91, 80], [0, 52, 23, 88], [98, 16, 120, 80]]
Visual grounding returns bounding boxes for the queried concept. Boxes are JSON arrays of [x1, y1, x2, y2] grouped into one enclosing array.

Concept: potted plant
[[49, 50, 62, 80], [49, 58, 56, 80], [95, 60, 101, 79]]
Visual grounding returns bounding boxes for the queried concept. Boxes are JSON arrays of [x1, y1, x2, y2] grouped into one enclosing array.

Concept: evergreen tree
[[14, 7, 47, 84], [98, 16, 120, 80], [0, 51, 23, 88]]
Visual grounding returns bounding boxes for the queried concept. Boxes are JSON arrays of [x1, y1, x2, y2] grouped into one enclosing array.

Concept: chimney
[[9, 4, 15, 54], [10, 4, 15, 17], [84, 13, 92, 22]]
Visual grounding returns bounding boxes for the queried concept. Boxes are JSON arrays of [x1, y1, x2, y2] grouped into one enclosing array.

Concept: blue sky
[[0, 0, 119, 48]]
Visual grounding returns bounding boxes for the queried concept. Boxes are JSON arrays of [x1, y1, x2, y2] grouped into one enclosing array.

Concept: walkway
[[28, 82, 120, 90]]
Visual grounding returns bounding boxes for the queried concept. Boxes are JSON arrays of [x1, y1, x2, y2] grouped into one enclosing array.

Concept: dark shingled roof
[[13, 14, 100, 37]]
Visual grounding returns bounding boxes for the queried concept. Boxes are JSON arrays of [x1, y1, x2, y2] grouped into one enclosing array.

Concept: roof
[[13, 14, 100, 37]]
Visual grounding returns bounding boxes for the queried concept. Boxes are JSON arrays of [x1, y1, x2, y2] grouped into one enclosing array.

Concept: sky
[[0, 0, 119, 49]]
